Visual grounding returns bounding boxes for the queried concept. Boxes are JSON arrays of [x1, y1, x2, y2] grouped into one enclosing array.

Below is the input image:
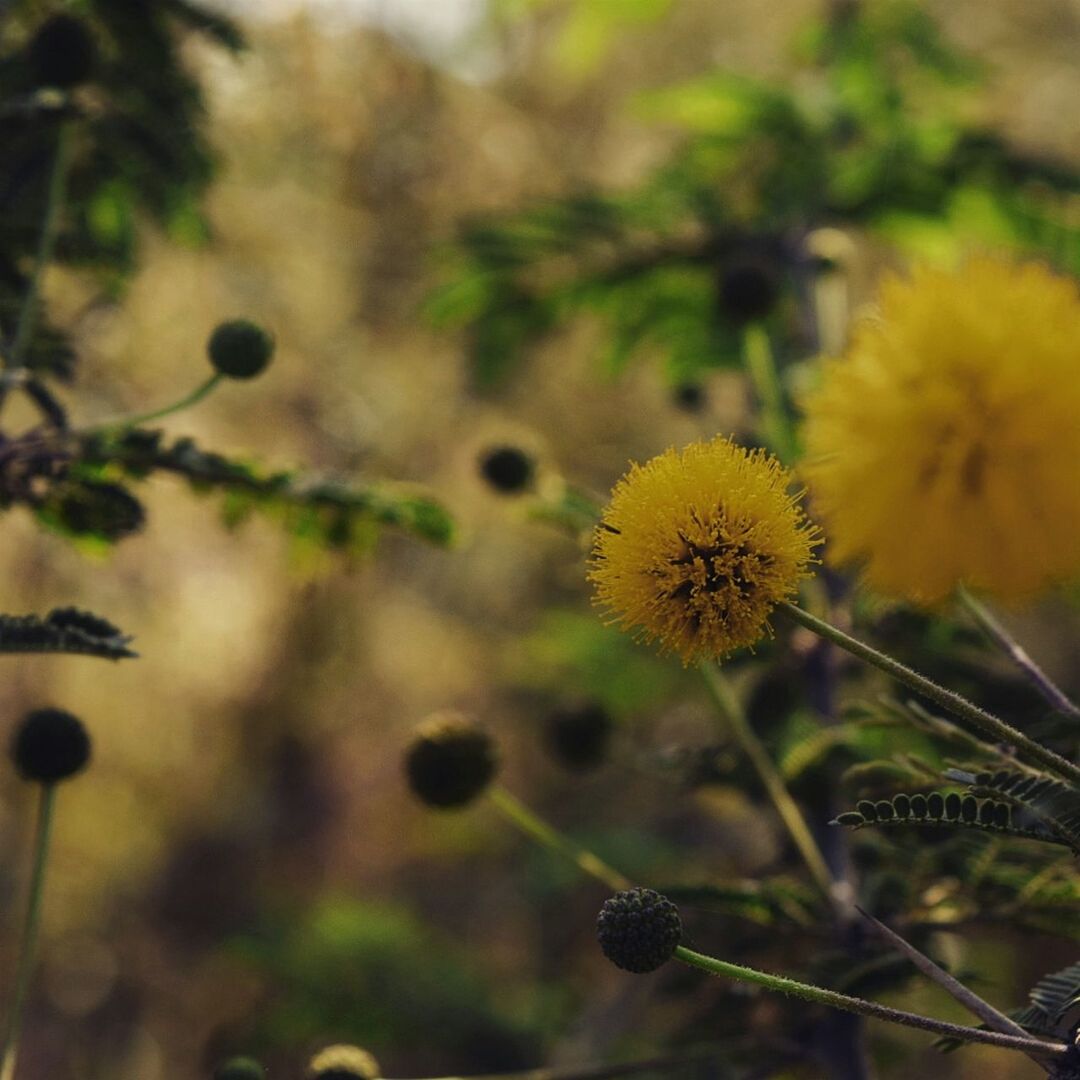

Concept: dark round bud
[[672, 382, 706, 413], [405, 713, 497, 809], [207, 320, 275, 380], [52, 480, 145, 542], [28, 15, 97, 89], [307, 1045, 381, 1080], [544, 703, 612, 772], [597, 887, 681, 974], [11, 708, 91, 783], [717, 262, 779, 325], [478, 446, 535, 495], [213, 1058, 265, 1080]]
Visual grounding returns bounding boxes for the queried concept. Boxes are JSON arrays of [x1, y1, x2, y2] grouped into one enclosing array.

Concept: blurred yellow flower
[[590, 437, 820, 663], [801, 257, 1080, 605]]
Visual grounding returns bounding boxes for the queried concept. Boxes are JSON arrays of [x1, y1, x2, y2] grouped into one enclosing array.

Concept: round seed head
[[405, 713, 497, 809], [718, 262, 779, 324], [207, 320, 275, 380], [478, 446, 535, 494], [29, 15, 96, 88], [307, 1044, 381, 1079], [213, 1057, 265, 1080], [597, 887, 682, 973], [11, 708, 91, 783], [544, 703, 613, 772]]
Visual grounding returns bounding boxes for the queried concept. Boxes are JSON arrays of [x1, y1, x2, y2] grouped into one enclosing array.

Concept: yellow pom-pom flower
[[801, 257, 1080, 605], [589, 436, 820, 663]]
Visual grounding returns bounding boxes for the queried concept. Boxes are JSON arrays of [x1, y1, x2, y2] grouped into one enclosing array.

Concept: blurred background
[[1, 0, 1080, 1076]]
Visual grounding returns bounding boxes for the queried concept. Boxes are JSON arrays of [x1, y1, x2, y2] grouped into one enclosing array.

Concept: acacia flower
[[801, 257, 1080, 604], [589, 436, 820, 663]]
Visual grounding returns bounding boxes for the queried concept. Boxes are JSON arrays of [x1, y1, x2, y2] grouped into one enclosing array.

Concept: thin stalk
[[957, 584, 1080, 721], [8, 121, 74, 371], [743, 326, 796, 464], [856, 907, 1052, 1072], [778, 602, 1080, 787], [487, 786, 631, 892], [674, 946, 1067, 1059], [0, 784, 57, 1080], [93, 373, 223, 432], [699, 662, 835, 905]]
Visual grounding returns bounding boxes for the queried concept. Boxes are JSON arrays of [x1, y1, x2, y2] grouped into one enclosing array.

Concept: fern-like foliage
[[0, 608, 135, 659], [830, 791, 1069, 848], [947, 768, 1080, 855]]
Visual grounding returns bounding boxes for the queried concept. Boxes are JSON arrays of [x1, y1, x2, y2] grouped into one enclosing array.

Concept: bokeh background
[[2, 0, 1080, 1077]]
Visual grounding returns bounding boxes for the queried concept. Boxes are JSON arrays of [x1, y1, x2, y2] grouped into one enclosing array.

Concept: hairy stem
[[0, 785, 57, 1080], [699, 662, 835, 905], [778, 602, 1080, 786], [957, 584, 1080, 721], [675, 946, 1066, 1058], [488, 786, 631, 892]]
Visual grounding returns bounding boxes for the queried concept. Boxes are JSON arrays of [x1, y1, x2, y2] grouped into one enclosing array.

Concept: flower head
[[306, 1045, 381, 1080], [800, 257, 1080, 604], [11, 708, 91, 784], [597, 888, 682, 973], [590, 436, 820, 663], [404, 712, 498, 809]]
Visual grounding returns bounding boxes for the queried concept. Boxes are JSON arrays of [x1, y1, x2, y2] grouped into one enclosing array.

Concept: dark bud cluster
[[212, 1058, 265, 1080], [478, 446, 535, 495], [405, 713, 497, 809], [11, 708, 91, 784], [28, 15, 97, 89], [544, 703, 612, 772], [306, 1044, 382, 1079], [717, 262, 779, 325], [597, 888, 682, 973], [672, 382, 706, 413], [207, 320, 275, 380]]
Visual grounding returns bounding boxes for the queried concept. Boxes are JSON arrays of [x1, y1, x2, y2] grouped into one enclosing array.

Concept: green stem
[[957, 584, 1080, 721], [94, 373, 224, 432], [0, 785, 57, 1080], [743, 325, 796, 464], [778, 602, 1080, 786], [7, 122, 75, 371], [487, 786, 631, 892], [699, 662, 835, 906], [674, 946, 1066, 1058]]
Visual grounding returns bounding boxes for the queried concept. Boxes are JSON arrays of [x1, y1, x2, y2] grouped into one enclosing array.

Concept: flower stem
[[7, 121, 75, 372], [699, 662, 835, 906], [93, 373, 224, 432], [743, 326, 796, 464], [674, 945, 1067, 1059], [956, 584, 1080, 721], [777, 602, 1080, 786], [487, 786, 631, 892], [856, 907, 1053, 1071], [0, 784, 58, 1080]]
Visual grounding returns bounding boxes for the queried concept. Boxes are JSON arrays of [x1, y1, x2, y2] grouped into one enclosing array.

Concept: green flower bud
[[478, 446, 535, 495], [11, 708, 91, 784], [405, 713, 497, 810], [212, 1057, 265, 1080], [207, 320, 275, 380], [597, 888, 681, 974], [306, 1044, 381, 1079]]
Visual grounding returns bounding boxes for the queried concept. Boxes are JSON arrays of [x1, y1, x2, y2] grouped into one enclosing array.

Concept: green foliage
[[431, 1, 1080, 391], [0, 607, 135, 659]]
